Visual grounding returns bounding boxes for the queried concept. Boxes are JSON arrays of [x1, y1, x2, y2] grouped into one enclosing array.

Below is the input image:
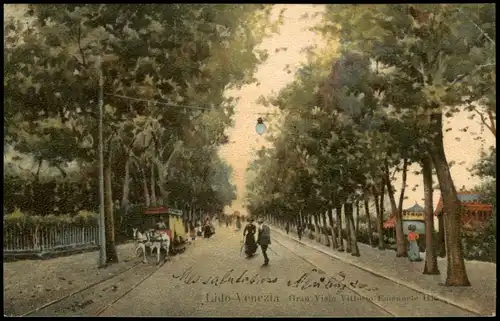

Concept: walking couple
[[243, 217, 271, 266]]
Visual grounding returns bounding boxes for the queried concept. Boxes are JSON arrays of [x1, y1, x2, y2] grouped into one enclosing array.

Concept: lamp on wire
[[256, 117, 266, 135]]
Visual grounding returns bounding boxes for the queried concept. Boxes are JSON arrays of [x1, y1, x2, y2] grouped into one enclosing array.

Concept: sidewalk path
[[271, 225, 496, 316]]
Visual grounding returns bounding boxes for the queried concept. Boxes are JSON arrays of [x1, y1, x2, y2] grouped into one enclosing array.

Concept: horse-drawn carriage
[[133, 206, 187, 264]]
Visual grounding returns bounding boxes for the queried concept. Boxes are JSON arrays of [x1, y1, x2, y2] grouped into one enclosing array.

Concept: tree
[[315, 2, 495, 286], [422, 155, 440, 275], [5, 4, 281, 264]]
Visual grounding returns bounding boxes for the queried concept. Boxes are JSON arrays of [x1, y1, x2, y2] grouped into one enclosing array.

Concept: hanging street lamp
[[255, 117, 266, 135]]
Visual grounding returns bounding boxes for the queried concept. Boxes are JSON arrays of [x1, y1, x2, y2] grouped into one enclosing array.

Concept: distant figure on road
[[257, 217, 271, 266], [297, 224, 303, 240], [285, 222, 289, 235], [203, 220, 215, 238], [407, 225, 422, 262], [236, 217, 242, 231], [189, 222, 196, 241]]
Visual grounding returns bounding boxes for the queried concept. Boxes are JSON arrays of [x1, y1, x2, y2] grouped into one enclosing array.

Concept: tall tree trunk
[[422, 155, 440, 275], [150, 164, 157, 206], [335, 205, 344, 251], [104, 147, 119, 264], [154, 143, 180, 206], [121, 155, 131, 208], [317, 213, 324, 243], [327, 208, 338, 249], [428, 112, 470, 286], [384, 160, 408, 257], [344, 203, 352, 253], [155, 161, 168, 205], [135, 160, 150, 207], [355, 201, 360, 234], [373, 184, 385, 250], [437, 214, 446, 257], [397, 159, 409, 256], [33, 158, 44, 215], [398, 159, 409, 217], [120, 154, 131, 234], [364, 198, 374, 247], [313, 213, 321, 242], [345, 202, 360, 256], [321, 210, 331, 246]]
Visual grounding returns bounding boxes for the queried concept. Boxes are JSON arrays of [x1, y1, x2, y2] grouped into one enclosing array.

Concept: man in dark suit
[[257, 217, 271, 266]]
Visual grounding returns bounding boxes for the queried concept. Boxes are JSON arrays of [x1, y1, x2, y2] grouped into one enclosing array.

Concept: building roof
[[434, 190, 493, 216], [404, 202, 425, 213], [383, 202, 425, 229]]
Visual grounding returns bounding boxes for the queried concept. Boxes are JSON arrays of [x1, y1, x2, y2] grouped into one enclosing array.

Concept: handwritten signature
[[287, 268, 377, 293], [172, 267, 377, 293], [172, 266, 278, 286]]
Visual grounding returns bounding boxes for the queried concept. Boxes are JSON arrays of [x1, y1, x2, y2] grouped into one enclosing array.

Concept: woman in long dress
[[407, 225, 422, 261], [203, 217, 215, 238], [243, 218, 258, 256], [235, 217, 242, 231], [203, 222, 212, 238]]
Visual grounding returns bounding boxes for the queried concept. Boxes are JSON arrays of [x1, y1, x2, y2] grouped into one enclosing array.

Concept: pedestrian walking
[[196, 223, 202, 237], [189, 222, 196, 243], [257, 217, 271, 266], [285, 222, 289, 235], [243, 218, 258, 257], [297, 224, 303, 240], [236, 216, 242, 231]]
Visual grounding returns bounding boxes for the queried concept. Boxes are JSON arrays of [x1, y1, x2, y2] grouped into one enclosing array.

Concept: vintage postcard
[[4, 4, 496, 317]]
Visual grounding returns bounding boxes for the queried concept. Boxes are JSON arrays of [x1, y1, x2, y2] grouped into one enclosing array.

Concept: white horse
[[149, 230, 171, 265], [133, 228, 151, 264]]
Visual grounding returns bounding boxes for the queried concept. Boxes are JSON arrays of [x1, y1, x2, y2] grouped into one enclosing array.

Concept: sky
[[218, 4, 495, 216], [218, 5, 324, 215]]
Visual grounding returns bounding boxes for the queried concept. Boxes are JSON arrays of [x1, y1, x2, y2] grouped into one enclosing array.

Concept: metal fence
[[3, 225, 99, 255]]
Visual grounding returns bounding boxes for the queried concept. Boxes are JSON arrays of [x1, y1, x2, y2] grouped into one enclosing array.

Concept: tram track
[[94, 259, 167, 316], [21, 258, 168, 317], [271, 234, 480, 317]]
